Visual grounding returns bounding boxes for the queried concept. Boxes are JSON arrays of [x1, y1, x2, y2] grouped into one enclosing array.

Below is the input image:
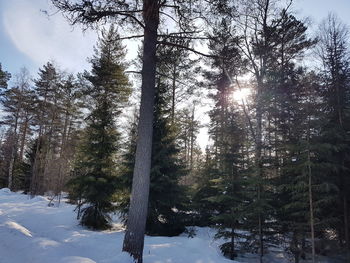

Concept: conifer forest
[[1, 0, 350, 263]]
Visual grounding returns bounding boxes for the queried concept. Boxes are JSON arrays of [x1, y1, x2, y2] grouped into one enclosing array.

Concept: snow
[[0, 189, 238, 263], [0, 189, 343, 263]]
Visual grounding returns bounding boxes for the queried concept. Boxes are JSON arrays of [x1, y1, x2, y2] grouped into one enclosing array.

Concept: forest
[[0, 0, 350, 263]]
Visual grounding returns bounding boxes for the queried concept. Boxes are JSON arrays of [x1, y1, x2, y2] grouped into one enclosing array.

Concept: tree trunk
[[307, 115, 316, 263], [344, 196, 350, 262], [308, 151, 316, 263], [8, 113, 19, 190], [230, 226, 235, 260], [19, 115, 29, 162], [122, 1, 159, 262], [190, 106, 195, 171], [256, 80, 264, 263], [8, 143, 16, 190], [171, 64, 176, 123]]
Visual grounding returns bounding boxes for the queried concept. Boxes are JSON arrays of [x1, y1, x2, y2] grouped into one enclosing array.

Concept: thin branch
[[52, 1, 145, 28], [159, 11, 178, 24], [159, 34, 212, 40], [125, 71, 142, 74], [117, 35, 144, 40], [157, 40, 215, 58]]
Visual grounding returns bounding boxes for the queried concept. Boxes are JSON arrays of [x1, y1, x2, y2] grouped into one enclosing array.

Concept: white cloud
[[2, 0, 98, 73]]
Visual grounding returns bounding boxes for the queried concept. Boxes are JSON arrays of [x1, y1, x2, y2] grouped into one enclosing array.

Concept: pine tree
[[118, 112, 138, 218], [317, 14, 350, 255], [0, 63, 11, 96], [69, 26, 131, 230], [192, 146, 220, 226], [146, 80, 189, 236], [208, 108, 248, 260], [278, 72, 329, 263], [199, 17, 249, 259], [260, 11, 316, 262], [0, 68, 34, 190], [177, 107, 201, 185], [30, 62, 61, 195], [120, 72, 189, 237]]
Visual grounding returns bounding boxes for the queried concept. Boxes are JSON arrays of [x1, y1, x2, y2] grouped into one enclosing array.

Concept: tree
[[30, 62, 61, 195], [0, 68, 34, 190], [317, 13, 350, 256], [70, 26, 130, 229], [147, 76, 189, 236], [260, 11, 316, 263], [52, 1, 210, 261], [200, 18, 249, 260], [232, 2, 316, 260], [177, 107, 201, 184], [120, 59, 189, 236], [54, 74, 84, 199], [0, 63, 11, 95]]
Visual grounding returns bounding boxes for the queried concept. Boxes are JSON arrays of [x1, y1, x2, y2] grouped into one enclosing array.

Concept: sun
[[232, 88, 251, 104]]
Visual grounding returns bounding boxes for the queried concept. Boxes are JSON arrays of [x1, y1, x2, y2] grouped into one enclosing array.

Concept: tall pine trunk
[[19, 116, 29, 162], [308, 149, 316, 263], [190, 106, 195, 170], [122, 1, 159, 262], [8, 112, 19, 190], [256, 80, 264, 263], [171, 64, 176, 123], [307, 110, 316, 263]]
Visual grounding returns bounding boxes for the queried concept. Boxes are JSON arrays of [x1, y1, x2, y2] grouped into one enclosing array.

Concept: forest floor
[[0, 188, 344, 263]]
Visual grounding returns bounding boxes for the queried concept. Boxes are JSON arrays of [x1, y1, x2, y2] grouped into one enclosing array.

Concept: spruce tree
[[146, 80, 189, 236], [198, 17, 249, 259], [192, 146, 220, 227], [70, 26, 130, 230], [120, 77, 189, 236], [317, 14, 350, 254], [278, 72, 333, 263], [120, 46, 190, 236]]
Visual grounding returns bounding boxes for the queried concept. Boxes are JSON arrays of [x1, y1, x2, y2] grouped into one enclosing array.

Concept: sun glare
[[232, 88, 251, 104]]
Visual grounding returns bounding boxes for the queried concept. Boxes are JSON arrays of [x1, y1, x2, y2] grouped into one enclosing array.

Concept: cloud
[[2, 0, 98, 73]]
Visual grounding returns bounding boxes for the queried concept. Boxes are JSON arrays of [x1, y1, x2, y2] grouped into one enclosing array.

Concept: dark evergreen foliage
[[68, 26, 131, 230], [120, 82, 189, 236]]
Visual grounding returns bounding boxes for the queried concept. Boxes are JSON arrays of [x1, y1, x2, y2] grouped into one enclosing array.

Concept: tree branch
[[157, 40, 215, 58], [117, 35, 144, 40]]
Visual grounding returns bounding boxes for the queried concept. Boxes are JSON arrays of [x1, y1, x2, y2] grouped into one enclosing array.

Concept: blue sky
[[0, 0, 350, 78], [0, 0, 98, 78], [294, 0, 350, 25]]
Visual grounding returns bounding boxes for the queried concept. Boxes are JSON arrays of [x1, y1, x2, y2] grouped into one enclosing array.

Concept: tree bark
[[344, 196, 350, 262], [308, 153, 316, 263], [230, 226, 235, 260], [171, 64, 176, 123], [122, 1, 159, 262], [19, 115, 29, 162], [190, 106, 195, 170], [8, 112, 19, 190], [307, 114, 316, 263], [256, 79, 264, 263]]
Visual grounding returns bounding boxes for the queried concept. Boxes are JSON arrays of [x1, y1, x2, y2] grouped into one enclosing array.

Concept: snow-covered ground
[[0, 188, 344, 263]]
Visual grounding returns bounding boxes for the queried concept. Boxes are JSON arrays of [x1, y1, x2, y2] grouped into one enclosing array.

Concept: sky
[[1, 0, 350, 77], [0, 0, 100, 77], [0, 0, 350, 148]]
